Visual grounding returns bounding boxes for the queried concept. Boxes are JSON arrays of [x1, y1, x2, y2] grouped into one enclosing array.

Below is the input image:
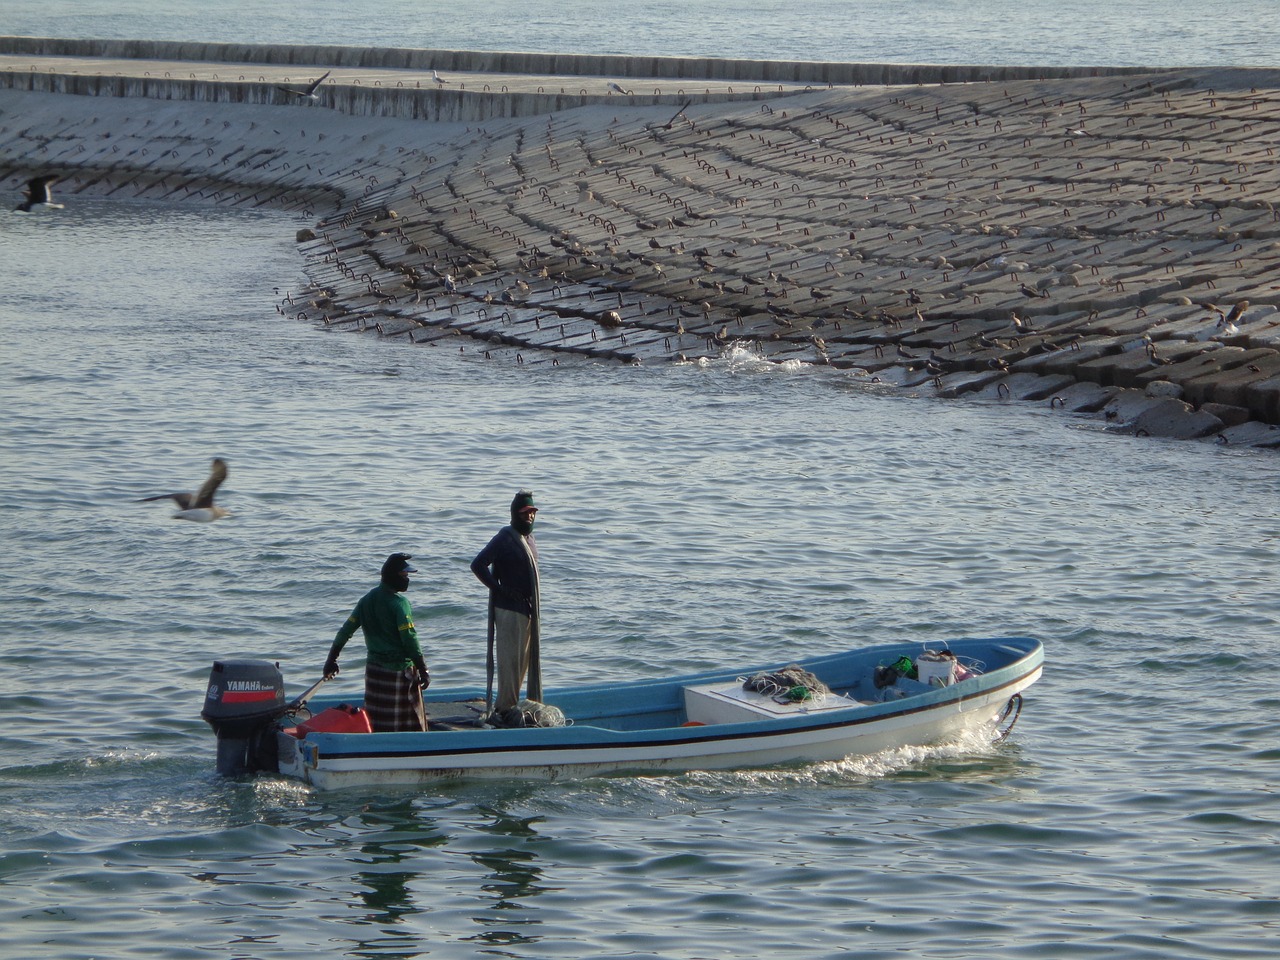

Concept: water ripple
[[3, 189, 1280, 960]]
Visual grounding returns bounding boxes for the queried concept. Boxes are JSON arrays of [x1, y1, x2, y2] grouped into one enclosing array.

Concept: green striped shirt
[[332, 584, 422, 671]]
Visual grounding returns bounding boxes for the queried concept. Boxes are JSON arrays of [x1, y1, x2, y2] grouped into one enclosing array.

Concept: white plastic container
[[915, 653, 957, 687]]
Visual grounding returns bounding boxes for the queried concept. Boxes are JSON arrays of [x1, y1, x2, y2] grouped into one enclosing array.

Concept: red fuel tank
[[290, 704, 373, 737]]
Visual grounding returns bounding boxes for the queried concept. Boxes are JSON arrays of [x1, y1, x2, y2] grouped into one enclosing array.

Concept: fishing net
[[741, 664, 831, 703], [487, 698, 570, 728]]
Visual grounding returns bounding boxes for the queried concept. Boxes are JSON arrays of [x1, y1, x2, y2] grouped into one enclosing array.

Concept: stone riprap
[[3, 39, 1279, 447]]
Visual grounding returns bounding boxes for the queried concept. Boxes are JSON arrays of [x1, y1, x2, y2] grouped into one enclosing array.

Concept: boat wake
[[813, 727, 1018, 781], [588, 728, 1023, 805]]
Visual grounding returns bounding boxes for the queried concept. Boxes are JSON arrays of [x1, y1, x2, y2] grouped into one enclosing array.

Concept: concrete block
[[1127, 398, 1225, 440], [1200, 402, 1251, 427]]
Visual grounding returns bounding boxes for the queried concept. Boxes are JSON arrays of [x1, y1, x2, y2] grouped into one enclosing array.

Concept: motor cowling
[[201, 659, 286, 776]]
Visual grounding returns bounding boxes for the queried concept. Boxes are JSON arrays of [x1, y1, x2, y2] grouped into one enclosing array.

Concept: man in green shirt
[[324, 553, 430, 732]]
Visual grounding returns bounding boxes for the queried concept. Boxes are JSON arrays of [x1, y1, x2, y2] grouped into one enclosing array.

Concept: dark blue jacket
[[471, 526, 540, 617]]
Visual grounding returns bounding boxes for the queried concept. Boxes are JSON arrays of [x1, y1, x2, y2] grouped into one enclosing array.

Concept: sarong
[[364, 662, 427, 733]]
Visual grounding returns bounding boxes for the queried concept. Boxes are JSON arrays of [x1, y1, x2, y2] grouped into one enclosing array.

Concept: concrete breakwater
[[1, 36, 1157, 87], [3, 40, 1280, 448]]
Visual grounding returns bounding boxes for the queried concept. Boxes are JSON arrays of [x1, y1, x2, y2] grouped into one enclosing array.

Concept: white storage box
[[683, 682, 861, 725]]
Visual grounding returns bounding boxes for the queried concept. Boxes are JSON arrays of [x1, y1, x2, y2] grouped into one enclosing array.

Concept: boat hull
[[271, 637, 1043, 789]]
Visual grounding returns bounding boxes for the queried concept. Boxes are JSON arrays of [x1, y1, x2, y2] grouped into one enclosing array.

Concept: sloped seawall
[[3, 41, 1278, 446]]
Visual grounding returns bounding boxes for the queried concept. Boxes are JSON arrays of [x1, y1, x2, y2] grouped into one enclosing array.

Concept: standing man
[[324, 552, 430, 733], [470, 490, 542, 720]]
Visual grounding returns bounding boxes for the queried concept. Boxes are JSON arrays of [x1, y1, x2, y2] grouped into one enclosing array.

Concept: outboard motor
[[201, 659, 286, 776]]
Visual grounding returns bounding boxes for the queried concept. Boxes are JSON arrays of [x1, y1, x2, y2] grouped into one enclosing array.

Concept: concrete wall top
[[0, 35, 1162, 86], [0, 69, 786, 124]]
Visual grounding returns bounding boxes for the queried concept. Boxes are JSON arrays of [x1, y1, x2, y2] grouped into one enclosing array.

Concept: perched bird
[[1019, 283, 1048, 299], [965, 253, 1006, 275], [15, 175, 63, 212], [608, 82, 633, 95], [432, 69, 448, 86], [137, 458, 231, 522], [276, 70, 331, 101], [1221, 299, 1249, 326], [925, 350, 952, 374], [977, 331, 1001, 348]]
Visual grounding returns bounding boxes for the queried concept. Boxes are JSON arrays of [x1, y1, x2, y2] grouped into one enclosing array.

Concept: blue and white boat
[[201, 637, 1043, 790]]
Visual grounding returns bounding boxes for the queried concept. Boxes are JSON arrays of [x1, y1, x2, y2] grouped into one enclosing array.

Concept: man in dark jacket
[[470, 491, 541, 718], [324, 553, 430, 732]]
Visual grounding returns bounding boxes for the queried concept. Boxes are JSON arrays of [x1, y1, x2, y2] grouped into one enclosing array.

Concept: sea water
[[2, 4, 1280, 959], [1, 0, 1277, 67]]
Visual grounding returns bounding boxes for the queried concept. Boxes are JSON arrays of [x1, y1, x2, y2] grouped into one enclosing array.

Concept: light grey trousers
[[493, 606, 535, 711]]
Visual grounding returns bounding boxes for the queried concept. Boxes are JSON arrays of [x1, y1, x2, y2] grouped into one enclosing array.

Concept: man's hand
[[413, 658, 430, 690], [323, 657, 340, 680]]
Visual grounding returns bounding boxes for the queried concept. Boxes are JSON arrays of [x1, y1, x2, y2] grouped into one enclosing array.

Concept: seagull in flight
[[277, 70, 331, 101], [15, 175, 64, 212], [137, 458, 231, 522], [432, 69, 449, 86], [608, 82, 633, 95]]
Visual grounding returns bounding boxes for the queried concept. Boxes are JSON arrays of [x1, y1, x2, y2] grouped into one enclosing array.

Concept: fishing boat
[[201, 636, 1043, 790]]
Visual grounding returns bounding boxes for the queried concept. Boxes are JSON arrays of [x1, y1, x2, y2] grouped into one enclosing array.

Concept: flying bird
[[137, 458, 231, 522], [15, 175, 63, 212], [277, 71, 331, 101]]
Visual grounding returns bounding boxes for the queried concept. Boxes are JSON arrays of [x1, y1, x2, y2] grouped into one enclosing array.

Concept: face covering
[[512, 512, 535, 536], [383, 572, 410, 592]]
